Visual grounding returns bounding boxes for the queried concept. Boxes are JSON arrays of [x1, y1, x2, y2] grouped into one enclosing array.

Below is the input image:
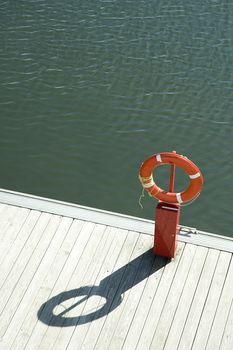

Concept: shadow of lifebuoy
[[37, 249, 167, 327], [37, 285, 122, 327]]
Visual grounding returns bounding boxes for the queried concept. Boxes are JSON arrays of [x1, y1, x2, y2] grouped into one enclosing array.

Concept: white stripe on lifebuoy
[[156, 154, 162, 162], [143, 179, 155, 188], [176, 193, 183, 203], [189, 172, 200, 179]]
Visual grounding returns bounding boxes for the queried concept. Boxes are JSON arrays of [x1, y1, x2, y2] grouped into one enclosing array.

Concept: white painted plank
[[0, 214, 61, 338], [0, 205, 28, 238], [0, 206, 29, 262], [121, 255, 167, 350], [150, 243, 197, 350], [94, 234, 155, 350], [0, 205, 19, 238], [192, 251, 232, 350], [107, 236, 157, 350], [178, 248, 220, 350], [3, 216, 73, 350], [81, 232, 145, 349], [0, 210, 41, 289], [79, 230, 140, 350], [37, 223, 107, 350], [0, 203, 6, 216], [66, 228, 129, 350], [220, 299, 233, 350], [206, 257, 233, 350], [135, 242, 185, 350], [164, 246, 208, 350], [0, 212, 52, 315], [23, 221, 102, 350], [39, 225, 115, 350], [8, 218, 83, 350]]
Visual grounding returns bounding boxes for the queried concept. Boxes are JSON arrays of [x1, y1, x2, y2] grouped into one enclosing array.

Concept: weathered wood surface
[[0, 204, 233, 350]]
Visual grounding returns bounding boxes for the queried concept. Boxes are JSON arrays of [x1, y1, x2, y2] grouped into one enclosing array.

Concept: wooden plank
[[220, 298, 233, 350], [37, 223, 107, 350], [205, 256, 233, 350], [21, 220, 95, 349], [48, 226, 115, 350], [121, 255, 167, 350], [177, 248, 220, 350], [8, 218, 83, 350], [192, 251, 232, 350], [135, 242, 185, 350], [0, 203, 6, 216], [3, 216, 74, 350], [65, 228, 130, 350], [79, 231, 141, 350], [106, 236, 159, 350], [163, 246, 208, 350], [0, 205, 19, 238], [0, 205, 28, 237], [0, 214, 61, 338], [37, 227, 115, 349], [0, 210, 41, 289], [93, 234, 155, 350], [150, 243, 197, 349], [78, 232, 142, 350], [0, 212, 52, 315], [0, 206, 29, 261]]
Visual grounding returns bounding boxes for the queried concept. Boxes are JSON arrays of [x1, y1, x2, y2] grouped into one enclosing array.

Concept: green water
[[0, 0, 232, 236]]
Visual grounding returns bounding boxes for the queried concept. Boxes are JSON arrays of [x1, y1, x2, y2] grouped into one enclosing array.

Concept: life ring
[[139, 152, 203, 204]]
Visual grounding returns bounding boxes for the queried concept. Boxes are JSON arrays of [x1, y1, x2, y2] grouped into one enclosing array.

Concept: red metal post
[[169, 150, 176, 193], [154, 202, 180, 258], [154, 152, 180, 258], [169, 163, 175, 192]]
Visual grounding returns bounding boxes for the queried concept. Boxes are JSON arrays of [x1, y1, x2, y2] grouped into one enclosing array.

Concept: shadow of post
[[38, 249, 168, 327]]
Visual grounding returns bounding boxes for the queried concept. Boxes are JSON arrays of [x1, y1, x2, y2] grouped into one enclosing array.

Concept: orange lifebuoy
[[139, 152, 203, 204]]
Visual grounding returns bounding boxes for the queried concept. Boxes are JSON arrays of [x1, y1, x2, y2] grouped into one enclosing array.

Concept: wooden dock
[[0, 189, 233, 350]]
